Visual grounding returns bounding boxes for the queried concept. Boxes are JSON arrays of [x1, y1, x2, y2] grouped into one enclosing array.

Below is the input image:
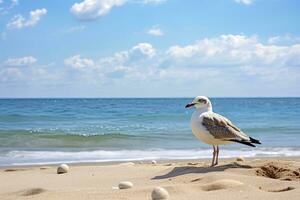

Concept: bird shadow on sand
[[152, 162, 252, 180]]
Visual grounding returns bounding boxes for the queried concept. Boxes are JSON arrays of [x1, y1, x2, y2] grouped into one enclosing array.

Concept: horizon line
[[0, 96, 299, 99]]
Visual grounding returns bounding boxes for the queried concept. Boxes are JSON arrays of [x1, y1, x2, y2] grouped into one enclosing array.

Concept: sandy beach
[[1, 157, 299, 200]]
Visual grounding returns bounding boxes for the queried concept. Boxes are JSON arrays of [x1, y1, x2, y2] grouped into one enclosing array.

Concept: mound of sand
[[256, 162, 300, 181], [201, 179, 244, 191]]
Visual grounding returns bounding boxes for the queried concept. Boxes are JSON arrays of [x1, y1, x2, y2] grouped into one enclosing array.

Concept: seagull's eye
[[198, 99, 207, 104]]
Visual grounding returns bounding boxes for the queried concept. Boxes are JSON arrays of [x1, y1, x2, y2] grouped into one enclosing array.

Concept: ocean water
[[0, 98, 299, 166]]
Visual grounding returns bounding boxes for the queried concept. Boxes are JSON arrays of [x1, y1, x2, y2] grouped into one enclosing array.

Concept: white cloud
[[268, 34, 300, 45], [268, 36, 282, 44], [4, 56, 37, 66], [0, 63, 63, 85], [100, 42, 156, 65], [0, 67, 23, 82], [70, 0, 167, 20], [164, 34, 300, 84], [234, 0, 253, 5], [167, 35, 261, 65], [70, 0, 125, 20], [240, 65, 289, 81], [64, 55, 95, 69], [64, 35, 300, 84], [147, 26, 164, 36], [2, 34, 300, 97], [167, 34, 257, 63], [63, 43, 157, 84], [131, 43, 156, 58], [159, 67, 219, 80], [7, 8, 47, 29]]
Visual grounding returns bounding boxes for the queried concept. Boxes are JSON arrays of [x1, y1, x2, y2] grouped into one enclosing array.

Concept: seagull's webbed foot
[[210, 163, 217, 167]]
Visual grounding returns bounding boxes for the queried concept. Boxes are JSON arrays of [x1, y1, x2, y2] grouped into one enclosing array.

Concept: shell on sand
[[57, 164, 69, 174], [151, 187, 169, 200], [118, 181, 133, 189], [236, 157, 245, 162]]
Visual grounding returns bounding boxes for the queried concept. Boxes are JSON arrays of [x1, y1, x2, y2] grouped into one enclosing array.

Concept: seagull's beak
[[185, 102, 196, 108]]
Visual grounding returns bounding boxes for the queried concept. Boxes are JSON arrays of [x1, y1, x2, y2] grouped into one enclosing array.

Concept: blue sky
[[0, 0, 300, 97]]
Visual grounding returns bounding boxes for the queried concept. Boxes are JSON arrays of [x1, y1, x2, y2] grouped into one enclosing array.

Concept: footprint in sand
[[21, 188, 46, 196], [200, 179, 243, 191]]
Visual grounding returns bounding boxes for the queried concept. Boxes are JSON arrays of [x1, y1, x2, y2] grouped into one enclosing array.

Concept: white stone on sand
[[151, 187, 169, 200], [57, 164, 69, 174], [151, 160, 157, 164], [118, 181, 133, 189]]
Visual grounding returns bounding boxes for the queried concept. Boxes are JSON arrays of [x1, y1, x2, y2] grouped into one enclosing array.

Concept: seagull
[[185, 96, 261, 166]]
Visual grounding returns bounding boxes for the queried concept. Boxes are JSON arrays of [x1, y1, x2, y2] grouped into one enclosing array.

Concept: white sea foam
[[1, 147, 300, 166]]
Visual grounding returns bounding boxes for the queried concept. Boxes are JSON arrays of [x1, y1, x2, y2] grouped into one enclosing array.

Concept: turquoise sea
[[0, 98, 299, 166]]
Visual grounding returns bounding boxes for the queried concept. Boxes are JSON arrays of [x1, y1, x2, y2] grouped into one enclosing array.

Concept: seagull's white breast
[[190, 111, 215, 145]]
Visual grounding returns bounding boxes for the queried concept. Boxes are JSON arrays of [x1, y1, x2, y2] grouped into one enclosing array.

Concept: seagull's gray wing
[[202, 112, 250, 141]]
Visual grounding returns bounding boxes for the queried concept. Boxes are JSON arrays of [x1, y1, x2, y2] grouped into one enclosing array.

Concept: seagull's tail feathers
[[228, 139, 256, 147], [249, 137, 261, 144], [228, 136, 261, 147]]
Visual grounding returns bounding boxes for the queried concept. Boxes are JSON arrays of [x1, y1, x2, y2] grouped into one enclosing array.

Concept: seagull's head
[[185, 96, 212, 109]]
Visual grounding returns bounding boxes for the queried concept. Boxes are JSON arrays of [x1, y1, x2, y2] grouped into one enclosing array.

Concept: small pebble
[[151, 160, 157, 164], [236, 157, 245, 162], [118, 181, 133, 189], [151, 187, 169, 200], [57, 164, 69, 174]]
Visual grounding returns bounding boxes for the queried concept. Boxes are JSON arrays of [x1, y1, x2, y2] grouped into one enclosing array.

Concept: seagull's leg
[[211, 145, 216, 167], [215, 146, 219, 166]]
